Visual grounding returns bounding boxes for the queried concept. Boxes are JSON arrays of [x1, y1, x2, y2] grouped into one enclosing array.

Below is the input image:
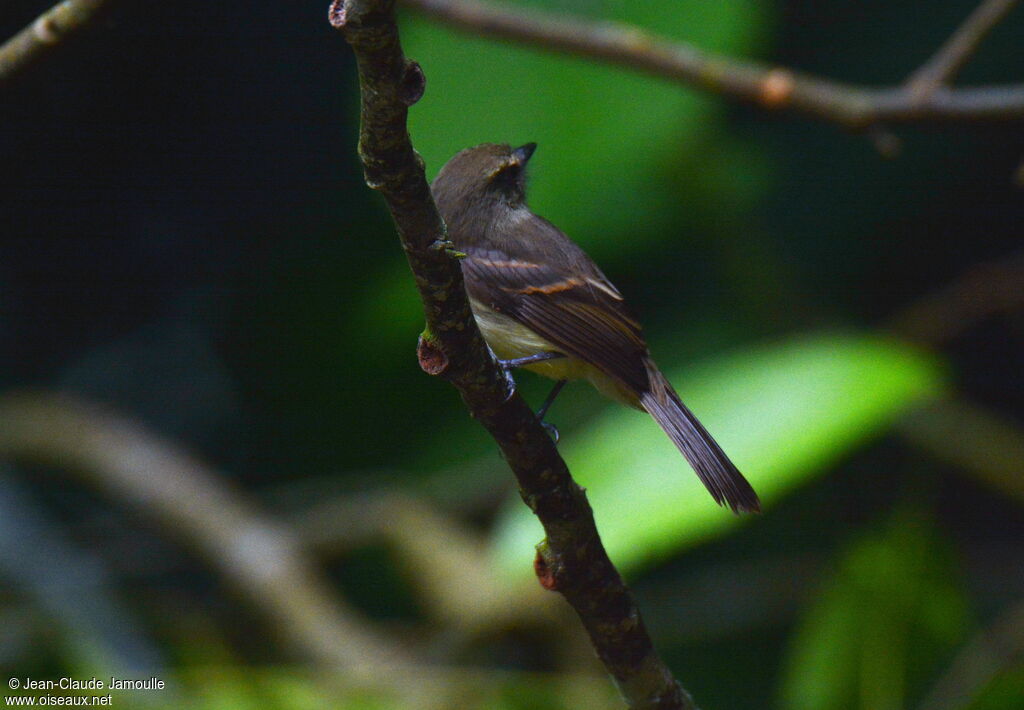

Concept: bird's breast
[[468, 298, 642, 409]]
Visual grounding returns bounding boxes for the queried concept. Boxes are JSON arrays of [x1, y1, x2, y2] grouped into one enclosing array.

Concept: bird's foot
[[535, 379, 567, 444], [498, 352, 565, 370], [540, 420, 560, 444]]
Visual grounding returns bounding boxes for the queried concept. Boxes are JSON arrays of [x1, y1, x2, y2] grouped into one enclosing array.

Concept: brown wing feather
[[462, 246, 651, 393], [458, 227, 760, 514]]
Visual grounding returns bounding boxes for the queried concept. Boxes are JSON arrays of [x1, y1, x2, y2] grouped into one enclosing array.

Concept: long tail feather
[[640, 366, 760, 513]]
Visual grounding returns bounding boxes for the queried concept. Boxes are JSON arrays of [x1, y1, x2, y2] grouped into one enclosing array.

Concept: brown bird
[[431, 143, 759, 513]]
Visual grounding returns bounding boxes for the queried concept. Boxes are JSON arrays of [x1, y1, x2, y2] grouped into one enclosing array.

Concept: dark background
[[1, 1, 1022, 708]]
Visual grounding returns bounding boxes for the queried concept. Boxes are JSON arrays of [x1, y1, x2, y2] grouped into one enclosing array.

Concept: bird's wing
[[462, 243, 651, 393]]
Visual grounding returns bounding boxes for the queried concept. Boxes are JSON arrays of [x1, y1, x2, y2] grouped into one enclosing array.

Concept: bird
[[431, 142, 759, 513]]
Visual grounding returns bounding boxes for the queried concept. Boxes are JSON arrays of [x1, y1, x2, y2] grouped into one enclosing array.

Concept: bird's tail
[[640, 365, 760, 513]]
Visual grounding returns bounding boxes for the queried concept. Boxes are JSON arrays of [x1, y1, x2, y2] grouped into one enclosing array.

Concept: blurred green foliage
[[779, 509, 969, 710], [404, 0, 767, 251], [2, 0, 1023, 708]]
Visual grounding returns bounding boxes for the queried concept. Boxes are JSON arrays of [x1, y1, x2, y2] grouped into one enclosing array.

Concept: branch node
[[33, 16, 61, 44], [399, 60, 426, 105], [758, 69, 796, 109], [533, 543, 559, 591], [328, 0, 353, 29], [0, 0, 120, 87], [417, 333, 449, 376]]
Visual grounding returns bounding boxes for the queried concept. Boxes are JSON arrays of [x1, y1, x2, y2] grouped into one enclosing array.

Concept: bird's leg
[[536, 379, 567, 422], [536, 379, 567, 443], [498, 351, 565, 370], [495, 352, 567, 443]]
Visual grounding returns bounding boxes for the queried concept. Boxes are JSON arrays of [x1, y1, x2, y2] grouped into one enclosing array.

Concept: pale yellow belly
[[470, 299, 641, 408]]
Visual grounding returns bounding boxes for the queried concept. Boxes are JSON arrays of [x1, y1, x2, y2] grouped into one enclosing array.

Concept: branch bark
[[401, 0, 1024, 128], [0, 0, 114, 87], [329, 0, 693, 706]]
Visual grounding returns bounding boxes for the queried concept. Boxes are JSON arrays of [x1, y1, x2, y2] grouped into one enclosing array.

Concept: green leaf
[[777, 510, 969, 710], [489, 332, 947, 579]]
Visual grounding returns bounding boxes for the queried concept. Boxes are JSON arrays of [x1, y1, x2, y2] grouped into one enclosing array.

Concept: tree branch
[[329, 0, 693, 706], [907, 0, 1021, 96], [886, 251, 1024, 346], [896, 398, 1024, 505], [401, 0, 1024, 128], [0, 0, 114, 87]]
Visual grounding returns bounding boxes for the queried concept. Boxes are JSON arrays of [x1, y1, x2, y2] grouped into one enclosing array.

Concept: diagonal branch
[[401, 0, 1024, 128], [0, 0, 115, 87], [907, 0, 1021, 96], [0, 391, 400, 670], [329, 0, 694, 706], [917, 599, 1024, 710]]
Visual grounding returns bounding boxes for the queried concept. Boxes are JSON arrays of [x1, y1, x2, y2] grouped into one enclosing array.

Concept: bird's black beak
[[511, 142, 537, 165]]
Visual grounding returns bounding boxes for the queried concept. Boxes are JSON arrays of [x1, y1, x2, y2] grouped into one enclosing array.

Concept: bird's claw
[[498, 352, 565, 370], [541, 420, 560, 444]]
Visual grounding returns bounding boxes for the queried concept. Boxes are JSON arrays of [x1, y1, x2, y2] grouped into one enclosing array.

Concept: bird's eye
[[488, 161, 521, 190]]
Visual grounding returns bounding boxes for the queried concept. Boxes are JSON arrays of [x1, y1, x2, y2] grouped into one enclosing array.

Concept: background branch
[[330, 0, 693, 706], [401, 0, 1024, 128], [0, 0, 114, 86], [917, 600, 1024, 710], [885, 249, 1024, 503], [0, 391, 401, 671], [896, 398, 1024, 505], [907, 0, 1021, 95], [886, 251, 1024, 345], [292, 489, 554, 633]]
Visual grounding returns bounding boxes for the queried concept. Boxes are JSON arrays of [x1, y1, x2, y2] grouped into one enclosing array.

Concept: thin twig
[[885, 249, 1024, 501], [401, 0, 1024, 128], [917, 600, 1024, 710], [886, 251, 1024, 345], [0, 391, 402, 670], [907, 0, 1021, 96], [329, 0, 694, 706], [0, 0, 114, 87], [896, 399, 1024, 505]]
